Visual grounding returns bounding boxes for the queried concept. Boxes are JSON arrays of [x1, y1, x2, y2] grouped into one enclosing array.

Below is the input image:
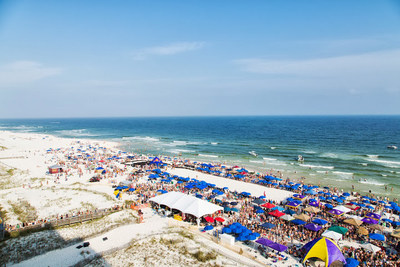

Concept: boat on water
[[387, 145, 398, 150], [296, 155, 304, 162], [249, 151, 258, 157]]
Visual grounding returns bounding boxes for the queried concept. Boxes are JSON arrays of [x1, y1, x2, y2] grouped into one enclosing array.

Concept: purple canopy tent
[[268, 242, 288, 252], [256, 238, 274, 247], [305, 223, 323, 232], [366, 212, 381, 221], [327, 209, 344, 217]]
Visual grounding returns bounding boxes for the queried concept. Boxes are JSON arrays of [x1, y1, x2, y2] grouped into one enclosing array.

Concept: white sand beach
[[0, 130, 301, 266]]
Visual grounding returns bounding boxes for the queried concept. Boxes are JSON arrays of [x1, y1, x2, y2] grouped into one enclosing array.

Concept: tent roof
[[49, 164, 63, 169], [149, 191, 223, 218]]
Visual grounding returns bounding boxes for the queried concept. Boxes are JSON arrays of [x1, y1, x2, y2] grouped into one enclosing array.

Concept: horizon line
[[1, 114, 400, 120]]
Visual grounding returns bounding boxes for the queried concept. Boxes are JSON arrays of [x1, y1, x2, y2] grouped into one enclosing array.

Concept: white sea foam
[[58, 129, 97, 137], [198, 154, 218, 158], [333, 171, 353, 177], [265, 162, 287, 166], [168, 149, 195, 154], [299, 164, 334, 170], [270, 147, 277, 150], [211, 142, 218, 145], [359, 180, 385, 186], [303, 150, 317, 154], [381, 174, 387, 177], [367, 155, 379, 159], [321, 153, 338, 159], [366, 158, 400, 168], [249, 160, 264, 164], [172, 140, 188, 146], [360, 163, 368, 166], [122, 136, 160, 142], [263, 157, 277, 161]]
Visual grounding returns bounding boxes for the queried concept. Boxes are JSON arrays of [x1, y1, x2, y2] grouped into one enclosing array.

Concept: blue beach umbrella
[[312, 218, 328, 225], [291, 219, 306, 225], [222, 227, 232, 234], [204, 225, 214, 231], [344, 258, 359, 267], [260, 222, 276, 229], [369, 233, 385, 241]]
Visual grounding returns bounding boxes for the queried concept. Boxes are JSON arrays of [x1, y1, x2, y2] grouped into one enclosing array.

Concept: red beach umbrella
[[268, 210, 285, 217], [204, 216, 215, 223], [262, 202, 276, 209], [215, 217, 225, 222]]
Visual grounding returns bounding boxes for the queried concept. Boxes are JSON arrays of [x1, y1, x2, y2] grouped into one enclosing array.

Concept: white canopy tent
[[149, 191, 223, 218], [322, 230, 342, 241]]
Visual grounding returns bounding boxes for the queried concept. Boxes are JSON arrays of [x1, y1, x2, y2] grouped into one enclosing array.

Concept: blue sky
[[0, 0, 400, 118]]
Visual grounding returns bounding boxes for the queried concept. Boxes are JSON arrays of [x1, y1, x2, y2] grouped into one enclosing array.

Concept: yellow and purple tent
[[302, 237, 346, 267]]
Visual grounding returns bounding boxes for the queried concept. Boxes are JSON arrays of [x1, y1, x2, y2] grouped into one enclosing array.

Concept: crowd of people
[[3, 142, 400, 266]]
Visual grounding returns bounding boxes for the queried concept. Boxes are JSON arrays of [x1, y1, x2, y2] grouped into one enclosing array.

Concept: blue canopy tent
[[150, 157, 163, 167]]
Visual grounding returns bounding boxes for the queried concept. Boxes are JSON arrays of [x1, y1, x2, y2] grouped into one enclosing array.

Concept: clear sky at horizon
[[0, 0, 400, 118]]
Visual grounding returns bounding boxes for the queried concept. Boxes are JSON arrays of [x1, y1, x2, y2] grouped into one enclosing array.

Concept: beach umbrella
[[294, 214, 311, 221], [360, 243, 381, 253], [230, 208, 239, 212], [236, 235, 248, 241], [256, 238, 274, 247], [309, 201, 320, 207], [271, 206, 285, 211], [304, 206, 321, 213], [302, 237, 346, 267], [305, 190, 318, 195], [224, 207, 231, 212], [230, 202, 238, 206], [342, 192, 351, 197], [325, 204, 334, 209], [369, 233, 385, 241], [268, 210, 285, 217], [362, 217, 378, 224], [280, 214, 295, 221], [291, 219, 306, 225], [252, 198, 264, 205], [357, 227, 369, 236], [261, 202, 276, 209], [366, 205, 375, 210], [284, 209, 296, 215], [222, 227, 232, 234], [260, 222, 276, 229], [322, 230, 342, 241], [366, 212, 381, 221], [328, 225, 348, 235], [334, 205, 352, 213], [255, 209, 264, 214], [215, 217, 225, 222], [344, 258, 359, 267], [327, 209, 344, 217], [204, 216, 214, 223], [312, 218, 328, 225], [369, 224, 384, 231], [247, 234, 257, 241], [268, 242, 288, 252], [305, 223, 322, 232], [344, 218, 363, 227], [286, 201, 301, 209], [203, 225, 214, 231], [233, 227, 243, 234]]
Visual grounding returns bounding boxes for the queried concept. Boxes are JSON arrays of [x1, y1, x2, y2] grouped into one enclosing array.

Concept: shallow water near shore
[[1, 115, 399, 200]]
